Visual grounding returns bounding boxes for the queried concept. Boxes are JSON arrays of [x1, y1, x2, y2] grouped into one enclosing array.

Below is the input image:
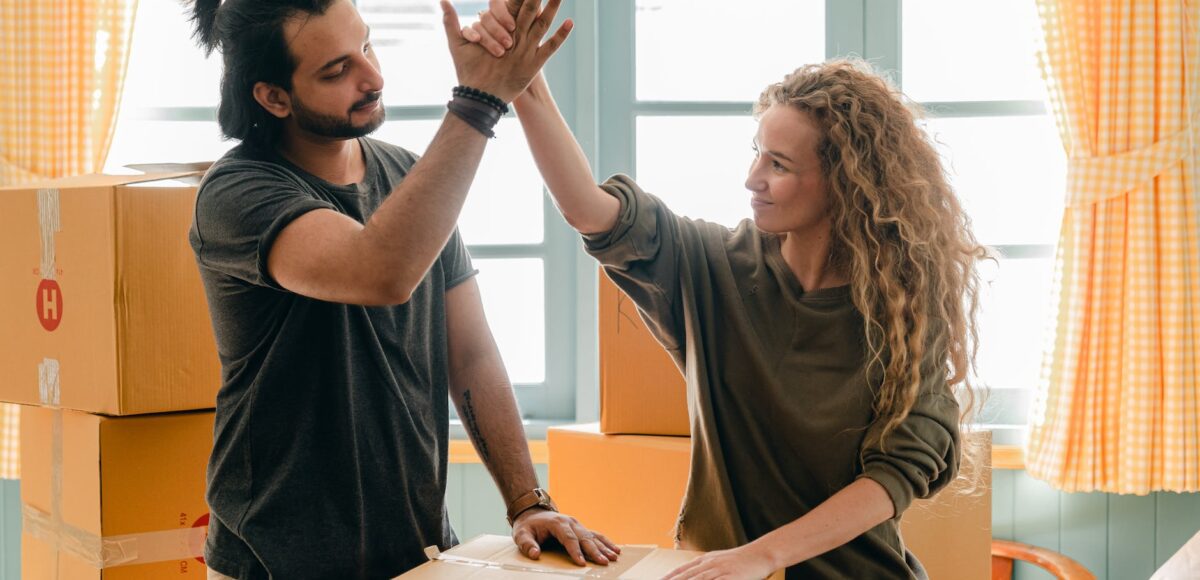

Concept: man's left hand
[[512, 509, 621, 566], [662, 545, 778, 580]]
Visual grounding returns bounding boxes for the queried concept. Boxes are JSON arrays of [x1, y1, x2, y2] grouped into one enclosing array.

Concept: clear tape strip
[[38, 358, 60, 406], [37, 188, 60, 280], [429, 553, 601, 577], [23, 498, 208, 568], [28, 407, 207, 571]]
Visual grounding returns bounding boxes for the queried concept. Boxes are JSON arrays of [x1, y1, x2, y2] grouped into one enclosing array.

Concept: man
[[187, 0, 617, 577]]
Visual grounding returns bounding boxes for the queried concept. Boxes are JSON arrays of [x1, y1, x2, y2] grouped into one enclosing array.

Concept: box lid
[[398, 534, 705, 579], [0, 170, 204, 191]]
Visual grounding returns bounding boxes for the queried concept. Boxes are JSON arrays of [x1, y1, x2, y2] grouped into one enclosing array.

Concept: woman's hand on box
[[662, 545, 778, 580], [512, 509, 621, 566]]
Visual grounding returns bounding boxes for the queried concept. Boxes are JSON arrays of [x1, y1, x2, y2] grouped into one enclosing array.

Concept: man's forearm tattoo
[[462, 389, 490, 462]]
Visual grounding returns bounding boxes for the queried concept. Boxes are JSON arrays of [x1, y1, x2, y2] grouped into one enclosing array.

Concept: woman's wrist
[[743, 536, 790, 572], [513, 73, 551, 109]]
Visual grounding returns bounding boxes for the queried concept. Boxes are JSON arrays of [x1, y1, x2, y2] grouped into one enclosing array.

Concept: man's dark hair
[[190, 0, 337, 149]]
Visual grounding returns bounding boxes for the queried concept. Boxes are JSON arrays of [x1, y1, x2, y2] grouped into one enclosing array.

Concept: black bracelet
[[453, 85, 509, 115], [455, 96, 504, 127], [447, 97, 501, 138], [458, 91, 507, 114]]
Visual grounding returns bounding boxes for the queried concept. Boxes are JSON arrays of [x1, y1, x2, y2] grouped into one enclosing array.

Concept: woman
[[466, 8, 986, 579]]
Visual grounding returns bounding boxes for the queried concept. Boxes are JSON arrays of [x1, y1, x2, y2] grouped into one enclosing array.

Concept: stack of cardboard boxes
[[548, 274, 993, 579], [548, 274, 690, 549], [0, 171, 221, 579]]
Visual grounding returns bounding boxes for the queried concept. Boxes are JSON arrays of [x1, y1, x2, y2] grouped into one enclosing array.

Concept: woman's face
[[745, 104, 830, 236]]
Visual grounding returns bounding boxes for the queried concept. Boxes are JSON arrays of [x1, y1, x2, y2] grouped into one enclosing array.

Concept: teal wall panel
[[992, 469, 1016, 540], [1155, 492, 1200, 570], [1012, 474, 1060, 580], [990, 472, 1200, 580], [447, 463, 550, 542], [445, 463, 465, 536], [1108, 493, 1159, 580], [1, 479, 18, 580], [1058, 492, 1107, 580], [458, 464, 507, 541]]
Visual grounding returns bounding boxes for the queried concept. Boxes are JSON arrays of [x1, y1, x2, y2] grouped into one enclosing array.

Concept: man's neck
[[277, 129, 365, 186]]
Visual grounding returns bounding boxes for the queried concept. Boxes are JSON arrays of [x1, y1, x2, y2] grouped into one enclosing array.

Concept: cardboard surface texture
[[0, 171, 220, 414], [548, 424, 993, 580], [19, 405, 214, 579], [598, 272, 688, 436], [398, 534, 708, 579]]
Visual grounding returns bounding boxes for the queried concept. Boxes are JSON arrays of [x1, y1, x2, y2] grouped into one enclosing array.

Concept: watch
[[506, 487, 558, 525]]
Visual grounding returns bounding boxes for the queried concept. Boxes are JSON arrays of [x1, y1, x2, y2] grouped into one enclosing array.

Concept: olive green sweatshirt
[[583, 175, 961, 579]]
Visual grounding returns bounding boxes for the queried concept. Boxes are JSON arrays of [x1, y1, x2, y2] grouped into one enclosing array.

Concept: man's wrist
[[510, 505, 551, 524], [506, 487, 557, 526]]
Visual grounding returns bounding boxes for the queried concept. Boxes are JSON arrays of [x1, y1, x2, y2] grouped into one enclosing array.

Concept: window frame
[[591, 0, 1055, 443], [113, 1, 584, 435], [112, 0, 1056, 439]]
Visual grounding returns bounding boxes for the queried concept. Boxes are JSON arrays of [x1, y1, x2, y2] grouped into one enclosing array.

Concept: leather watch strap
[[506, 488, 557, 526]]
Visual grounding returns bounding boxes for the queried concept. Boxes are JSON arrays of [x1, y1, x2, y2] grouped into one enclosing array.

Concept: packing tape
[[38, 358, 60, 407], [24, 408, 207, 573], [37, 188, 60, 280], [420, 545, 601, 578], [23, 504, 208, 568]]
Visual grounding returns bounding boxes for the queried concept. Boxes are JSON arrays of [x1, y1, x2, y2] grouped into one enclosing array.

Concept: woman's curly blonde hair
[[755, 59, 989, 482]]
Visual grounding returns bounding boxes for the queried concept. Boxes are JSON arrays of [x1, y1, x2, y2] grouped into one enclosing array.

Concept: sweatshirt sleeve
[[583, 174, 698, 352], [856, 385, 961, 518]]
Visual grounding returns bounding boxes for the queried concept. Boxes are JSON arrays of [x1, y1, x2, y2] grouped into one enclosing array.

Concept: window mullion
[[863, 0, 902, 85], [826, 0, 865, 60]]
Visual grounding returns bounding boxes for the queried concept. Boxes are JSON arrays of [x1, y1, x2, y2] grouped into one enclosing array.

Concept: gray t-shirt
[[189, 137, 477, 579]]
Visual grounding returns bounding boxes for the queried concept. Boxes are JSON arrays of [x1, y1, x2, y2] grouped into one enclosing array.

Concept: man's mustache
[[351, 91, 382, 111]]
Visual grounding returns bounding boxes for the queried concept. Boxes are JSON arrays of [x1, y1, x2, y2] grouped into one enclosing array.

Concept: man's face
[[282, 0, 385, 139]]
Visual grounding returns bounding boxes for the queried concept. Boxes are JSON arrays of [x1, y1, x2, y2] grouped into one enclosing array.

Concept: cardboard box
[[548, 424, 690, 548], [399, 533, 710, 579], [19, 405, 214, 579], [598, 272, 688, 436], [548, 424, 992, 580], [0, 172, 220, 414]]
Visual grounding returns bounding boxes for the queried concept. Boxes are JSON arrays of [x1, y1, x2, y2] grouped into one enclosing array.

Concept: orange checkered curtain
[[0, 0, 138, 479], [1027, 0, 1199, 493]]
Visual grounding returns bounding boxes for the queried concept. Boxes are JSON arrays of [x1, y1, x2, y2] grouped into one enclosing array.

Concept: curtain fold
[[1027, 0, 1199, 494], [0, 0, 139, 479]]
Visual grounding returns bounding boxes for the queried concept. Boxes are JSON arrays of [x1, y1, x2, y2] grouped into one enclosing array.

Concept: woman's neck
[[779, 224, 847, 292]]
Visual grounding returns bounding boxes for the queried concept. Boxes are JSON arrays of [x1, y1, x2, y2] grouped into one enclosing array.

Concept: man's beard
[[291, 91, 385, 139]]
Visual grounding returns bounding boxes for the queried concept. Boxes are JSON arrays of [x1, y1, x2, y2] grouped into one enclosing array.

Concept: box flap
[[0, 171, 202, 191], [398, 535, 684, 579], [122, 161, 213, 174]]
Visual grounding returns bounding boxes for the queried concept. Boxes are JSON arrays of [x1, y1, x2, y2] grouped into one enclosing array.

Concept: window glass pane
[[636, 1, 824, 102], [902, 0, 1045, 102], [474, 258, 545, 384], [923, 115, 1066, 246], [636, 116, 757, 226], [975, 257, 1056, 390], [122, 0, 222, 109], [372, 118, 544, 245], [103, 121, 233, 172], [359, 0, 488, 107]]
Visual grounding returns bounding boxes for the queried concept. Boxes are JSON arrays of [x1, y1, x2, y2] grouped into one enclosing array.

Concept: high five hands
[[439, 0, 570, 103]]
